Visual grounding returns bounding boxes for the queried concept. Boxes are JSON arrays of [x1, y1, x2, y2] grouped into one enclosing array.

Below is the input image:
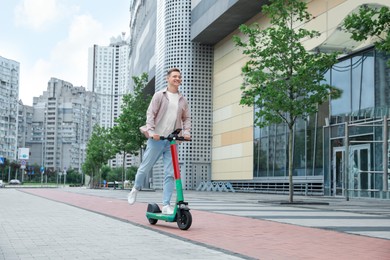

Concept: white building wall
[[150, 0, 213, 190], [127, 0, 214, 190], [0, 56, 20, 161]]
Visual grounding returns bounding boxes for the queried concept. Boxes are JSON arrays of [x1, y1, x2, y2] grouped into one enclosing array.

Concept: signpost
[[20, 159, 26, 169], [18, 148, 29, 183], [63, 167, 67, 186], [0, 157, 4, 181], [40, 166, 45, 186]]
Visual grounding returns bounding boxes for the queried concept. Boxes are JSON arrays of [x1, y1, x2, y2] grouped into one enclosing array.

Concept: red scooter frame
[[145, 129, 192, 230]]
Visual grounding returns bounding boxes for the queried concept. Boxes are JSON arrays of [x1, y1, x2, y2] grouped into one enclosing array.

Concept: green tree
[[126, 166, 138, 182], [110, 73, 151, 186], [65, 169, 82, 185], [233, 0, 340, 202], [81, 156, 94, 185], [343, 5, 390, 66], [100, 165, 111, 183], [107, 167, 123, 182], [84, 125, 115, 188]]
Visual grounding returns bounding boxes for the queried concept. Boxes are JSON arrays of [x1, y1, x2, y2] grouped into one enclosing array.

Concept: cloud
[[19, 14, 106, 105], [19, 59, 51, 105], [16, 1, 129, 105], [14, 0, 77, 30], [49, 14, 108, 87]]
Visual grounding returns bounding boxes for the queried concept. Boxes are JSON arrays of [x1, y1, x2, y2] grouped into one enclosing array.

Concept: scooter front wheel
[[148, 218, 158, 225], [177, 210, 192, 230]]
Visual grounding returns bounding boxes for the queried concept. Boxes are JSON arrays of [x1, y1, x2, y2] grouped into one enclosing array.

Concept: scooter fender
[[147, 203, 161, 213]]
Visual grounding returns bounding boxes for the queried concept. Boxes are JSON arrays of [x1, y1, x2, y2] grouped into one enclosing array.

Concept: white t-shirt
[[154, 91, 179, 137]]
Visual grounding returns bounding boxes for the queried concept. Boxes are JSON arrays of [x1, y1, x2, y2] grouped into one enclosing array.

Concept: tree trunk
[[122, 152, 126, 189], [288, 125, 294, 203], [90, 170, 94, 189]]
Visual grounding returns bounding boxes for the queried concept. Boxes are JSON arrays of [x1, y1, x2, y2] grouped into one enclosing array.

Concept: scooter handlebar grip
[[150, 136, 166, 140]]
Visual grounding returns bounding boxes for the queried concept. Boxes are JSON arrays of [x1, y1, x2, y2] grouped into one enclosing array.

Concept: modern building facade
[[191, 0, 390, 199], [27, 78, 99, 173], [0, 56, 20, 162], [127, 0, 390, 199]]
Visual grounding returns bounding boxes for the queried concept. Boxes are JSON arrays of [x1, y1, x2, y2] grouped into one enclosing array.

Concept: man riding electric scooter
[[127, 68, 191, 217]]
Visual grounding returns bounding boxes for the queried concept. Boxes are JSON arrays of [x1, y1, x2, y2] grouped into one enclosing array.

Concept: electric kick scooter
[[146, 128, 192, 230]]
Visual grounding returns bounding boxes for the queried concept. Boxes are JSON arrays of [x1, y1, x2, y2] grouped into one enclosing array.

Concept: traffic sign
[[20, 159, 27, 166], [18, 148, 29, 160], [0, 157, 4, 164]]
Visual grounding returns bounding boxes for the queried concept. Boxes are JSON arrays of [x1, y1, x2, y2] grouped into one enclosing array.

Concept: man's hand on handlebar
[[151, 133, 191, 142]]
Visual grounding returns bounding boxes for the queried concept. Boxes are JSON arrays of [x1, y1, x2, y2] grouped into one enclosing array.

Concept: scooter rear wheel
[[148, 218, 158, 225], [177, 210, 192, 230]]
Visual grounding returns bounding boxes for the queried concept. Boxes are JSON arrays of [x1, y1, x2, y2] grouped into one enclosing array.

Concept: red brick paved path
[[23, 189, 390, 260]]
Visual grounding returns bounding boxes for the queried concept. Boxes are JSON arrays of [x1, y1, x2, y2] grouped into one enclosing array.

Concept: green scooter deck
[[146, 209, 177, 222]]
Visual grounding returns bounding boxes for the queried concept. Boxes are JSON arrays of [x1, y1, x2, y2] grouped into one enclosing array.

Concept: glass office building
[[254, 48, 390, 199]]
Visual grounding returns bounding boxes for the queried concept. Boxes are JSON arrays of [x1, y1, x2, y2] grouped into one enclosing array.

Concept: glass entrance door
[[350, 144, 371, 194], [332, 144, 371, 197]]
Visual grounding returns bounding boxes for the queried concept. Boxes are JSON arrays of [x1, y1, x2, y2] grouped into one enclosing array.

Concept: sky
[[0, 0, 131, 106]]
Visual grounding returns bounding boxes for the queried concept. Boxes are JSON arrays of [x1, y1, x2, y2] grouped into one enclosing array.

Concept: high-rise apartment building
[[17, 101, 33, 150], [88, 35, 130, 128], [28, 78, 99, 173], [88, 34, 136, 169], [0, 56, 20, 162]]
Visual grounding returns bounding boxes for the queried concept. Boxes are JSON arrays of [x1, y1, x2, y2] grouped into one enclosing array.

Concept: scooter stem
[[170, 140, 184, 202], [170, 140, 180, 180]]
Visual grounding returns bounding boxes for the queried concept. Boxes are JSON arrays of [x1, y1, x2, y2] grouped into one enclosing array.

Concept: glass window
[[274, 124, 287, 177], [258, 137, 269, 177], [351, 52, 374, 111], [331, 59, 351, 115], [253, 48, 389, 183], [375, 51, 390, 107]]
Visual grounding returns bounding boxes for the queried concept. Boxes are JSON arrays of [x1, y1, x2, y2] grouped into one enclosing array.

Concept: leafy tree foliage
[[110, 73, 151, 184], [233, 0, 340, 202], [84, 125, 115, 188], [64, 168, 83, 185], [126, 166, 138, 182], [107, 167, 123, 182], [343, 5, 390, 66], [100, 165, 111, 182], [81, 156, 94, 183]]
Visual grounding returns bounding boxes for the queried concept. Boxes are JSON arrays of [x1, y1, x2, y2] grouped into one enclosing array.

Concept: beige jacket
[[140, 88, 191, 138]]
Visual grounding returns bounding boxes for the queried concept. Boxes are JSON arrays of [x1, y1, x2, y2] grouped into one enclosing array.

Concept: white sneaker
[[127, 188, 138, 205], [162, 205, 174, 215]]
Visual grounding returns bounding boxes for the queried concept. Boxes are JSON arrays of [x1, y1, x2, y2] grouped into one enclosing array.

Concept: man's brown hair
[[167, 68, 181, 76]]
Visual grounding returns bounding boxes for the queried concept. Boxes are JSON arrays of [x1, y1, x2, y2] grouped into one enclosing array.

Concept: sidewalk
[[0, 188, 245, 260], [1, 187, 390, 259]]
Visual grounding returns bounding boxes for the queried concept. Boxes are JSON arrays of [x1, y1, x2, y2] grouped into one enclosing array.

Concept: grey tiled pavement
[[1, 186, 390, 259], [0, 188, 244, 260]]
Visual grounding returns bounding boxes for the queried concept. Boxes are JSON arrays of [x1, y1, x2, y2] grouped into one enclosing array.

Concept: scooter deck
[[146, 211, 177, 222]]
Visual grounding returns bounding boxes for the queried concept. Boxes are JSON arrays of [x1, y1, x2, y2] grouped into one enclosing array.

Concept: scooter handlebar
[[152, 136, 191, 141], [160, 136, 191, 141], [150, 128, 191, 141]]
